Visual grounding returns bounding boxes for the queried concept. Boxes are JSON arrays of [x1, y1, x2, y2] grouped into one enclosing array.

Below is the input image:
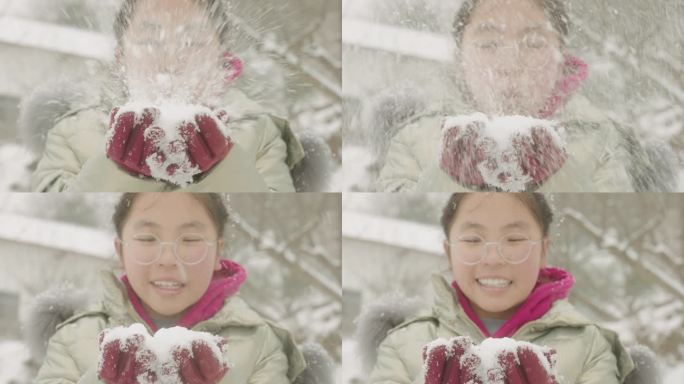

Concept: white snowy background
[[0, 193, 341, 384], [342, 193, 684, 383], [0, 0, 341, 192], [342, 0, 684, 192]]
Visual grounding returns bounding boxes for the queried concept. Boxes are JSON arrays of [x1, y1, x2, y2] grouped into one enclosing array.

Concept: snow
[[424, 337, 556, 384], [0, 16, 114, 60], [0, 340, 30, 384], [343, 18, 454, 63], [0, 212, 112, 259], [442, 114, 563, 150], [107, 103, 231, 187], [343, 211, 443, 255], [99, 324, 228, 384], [441, 113, 566, 192]]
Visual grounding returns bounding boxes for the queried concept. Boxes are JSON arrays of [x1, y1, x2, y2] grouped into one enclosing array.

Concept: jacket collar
[[430, 270, 587, 340]]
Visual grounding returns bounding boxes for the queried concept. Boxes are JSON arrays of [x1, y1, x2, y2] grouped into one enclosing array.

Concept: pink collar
[[538, 55, 589, 118], [451, 266, 575, 338], [121, 259, 247, 332]]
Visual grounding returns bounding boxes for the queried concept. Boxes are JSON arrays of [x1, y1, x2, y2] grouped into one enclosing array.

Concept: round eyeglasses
[[447, 233, 542, 265], [119, 233, 217, 266]]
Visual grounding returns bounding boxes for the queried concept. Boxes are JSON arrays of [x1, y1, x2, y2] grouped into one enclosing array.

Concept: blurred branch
[[228, 11, 341, 99], [574, 23, 684, 105], [228, 210, 342, 301], [563, 208, 684, 302]]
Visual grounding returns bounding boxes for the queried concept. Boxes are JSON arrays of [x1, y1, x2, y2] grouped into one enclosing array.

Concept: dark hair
[[452, 0, 569, 45], [112, 193, 229, 237], [440, 193, 553, 238], [113, 0, 232, 47]]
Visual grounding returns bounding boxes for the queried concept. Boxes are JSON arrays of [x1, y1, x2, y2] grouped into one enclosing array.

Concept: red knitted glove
[[171, 338, 229, 384], [98, 328, 157, 384], [105, 106, 233, 185]]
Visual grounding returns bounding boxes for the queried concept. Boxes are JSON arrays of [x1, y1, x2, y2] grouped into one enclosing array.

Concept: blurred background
[[342, 0, 684, 191], [0, 193, 341, 383], [0, 0, 341, 191], [342, 193, 684, 383]]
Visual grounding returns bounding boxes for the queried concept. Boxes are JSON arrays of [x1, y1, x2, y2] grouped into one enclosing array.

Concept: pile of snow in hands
[[98, 323, 229, 384], [105, 102, 231, 186], [424, 336, 558, 384], [440, 113, 567, 191]]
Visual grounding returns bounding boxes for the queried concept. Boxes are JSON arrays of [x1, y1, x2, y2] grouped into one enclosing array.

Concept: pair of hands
[[105, 105, 233, 185], [423, 336, 558, 384], [439, 119, 567, 191], [97, 328, 229, 384]]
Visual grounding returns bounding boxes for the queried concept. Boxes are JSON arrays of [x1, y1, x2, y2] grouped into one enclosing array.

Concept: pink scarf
[[121, 259, 247, 332], [451, 266, 575, 338], [539, 54, 589, 118]]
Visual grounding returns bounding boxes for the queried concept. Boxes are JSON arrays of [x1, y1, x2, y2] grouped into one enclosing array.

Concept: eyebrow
[[178, 221, 207, 231], [131, 220, 207, 231], [475, 22, 504, 33], [458, 221, 531, 231]]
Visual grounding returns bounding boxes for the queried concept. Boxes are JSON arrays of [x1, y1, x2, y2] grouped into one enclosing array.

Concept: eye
[[179, 235, 204, 243], [133, 235, 157, 243], [523, 34, 547, 49], [476, 41, 500, 51], [504, 234, 529, 243], [459, 236, 483, 244]]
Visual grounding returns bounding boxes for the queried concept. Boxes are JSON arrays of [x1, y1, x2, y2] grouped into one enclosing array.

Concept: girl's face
[[120, 0, 223, 102], [444, 194, 548, 320], [115, 193, 224, 317], [460, 0, 562, 116]]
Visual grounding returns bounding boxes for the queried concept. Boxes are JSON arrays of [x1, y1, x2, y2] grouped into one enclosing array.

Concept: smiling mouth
[[476, 278, 512, 288], [151, 281, 185, 289]]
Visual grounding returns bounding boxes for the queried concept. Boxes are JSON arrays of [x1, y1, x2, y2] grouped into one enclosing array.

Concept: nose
[[158, 242, 178, 266], [482, 242, 505, 266]]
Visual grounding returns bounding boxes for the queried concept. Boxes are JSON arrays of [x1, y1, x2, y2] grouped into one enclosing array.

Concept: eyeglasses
[[446, 233, 542, 265], [468, 34, 560, 70], [119, 233, 217, 266]]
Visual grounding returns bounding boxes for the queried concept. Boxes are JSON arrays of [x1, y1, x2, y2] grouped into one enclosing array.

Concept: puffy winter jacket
[[369, 274, 635, 384], [376, 94, 637, 193], [34, 270, 307, 384], [31, 88, 305, 192]]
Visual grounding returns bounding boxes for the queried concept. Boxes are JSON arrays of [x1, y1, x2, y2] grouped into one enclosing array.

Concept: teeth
[[477, 278, 512, 288], [152, 281, 183, 289]]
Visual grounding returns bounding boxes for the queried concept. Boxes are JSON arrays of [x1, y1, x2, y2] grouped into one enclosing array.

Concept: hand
[[97, 329, 157, 384], [423, 336, 480, 384], [171, 338, 229, 384], [439, 118, 567, 191], [105, 106, 234, 185], [497, 345, 558, 384]]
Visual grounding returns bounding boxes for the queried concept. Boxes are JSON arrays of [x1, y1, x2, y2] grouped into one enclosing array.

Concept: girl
[[31, 0, 304, 192], [377, 0, 651, 192], [35, 193, 306, 383], [369, 193, 635, 383]]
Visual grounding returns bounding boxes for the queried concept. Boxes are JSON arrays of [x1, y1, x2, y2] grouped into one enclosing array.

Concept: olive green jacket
[[35, 270, 306, 384], [369, 274, 635, 384], [31, 89, 305, 192], [377, 95, 635, 192]]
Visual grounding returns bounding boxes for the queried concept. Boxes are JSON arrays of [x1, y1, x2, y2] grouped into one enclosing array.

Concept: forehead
[[466, 0, 551, 32], [127, 0, 212, 31], [125, 194, 214, 229], [451, 194, 540, 231]]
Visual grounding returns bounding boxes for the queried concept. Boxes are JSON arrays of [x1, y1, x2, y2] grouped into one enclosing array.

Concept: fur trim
[[294, 342, 336, 384], [292, 133, 334, 192], [625, 345, 662, 384], [18, 78, 99, 158], [24, 282, 90, 363], [353, 294, 423, 374]]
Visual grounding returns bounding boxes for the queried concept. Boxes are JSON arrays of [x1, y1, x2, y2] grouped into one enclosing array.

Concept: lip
[[476, 276, 513, 293], [150, 279, 185, 296]]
